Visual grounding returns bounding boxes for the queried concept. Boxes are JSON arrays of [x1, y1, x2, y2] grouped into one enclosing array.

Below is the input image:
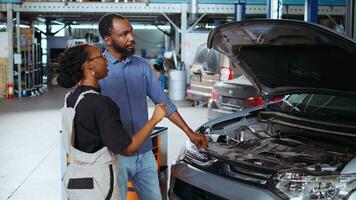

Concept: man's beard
[[111, 39, 135, 57]]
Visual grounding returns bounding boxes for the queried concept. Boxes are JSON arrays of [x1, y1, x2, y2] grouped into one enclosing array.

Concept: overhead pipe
[[304, 0, 318, 23], [345, 0, 354, 38], [234, 0, 246, 22], [267, 0, 283, 19], [267, 0, 271, 18], [190, 0, 198, 22], [7, 3, 14, 86], [16, 12, 21, 98]]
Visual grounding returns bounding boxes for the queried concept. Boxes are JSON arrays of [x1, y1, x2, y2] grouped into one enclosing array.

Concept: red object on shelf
[[7, 82, 14, 99]]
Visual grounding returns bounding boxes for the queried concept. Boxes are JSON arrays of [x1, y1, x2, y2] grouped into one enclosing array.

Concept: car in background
[[187, 44, 236, 107], [169, 19, 356, 200], [208, 74, 259, 120]]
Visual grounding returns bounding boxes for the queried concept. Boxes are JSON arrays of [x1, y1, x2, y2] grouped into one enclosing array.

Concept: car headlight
[[177, 141, 217, 167], [273, 172, 356, 200]]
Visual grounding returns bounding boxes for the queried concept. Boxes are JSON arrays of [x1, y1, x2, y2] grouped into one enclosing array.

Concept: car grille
[[173, 178, 228, 200], [224, 163, 274, 186]]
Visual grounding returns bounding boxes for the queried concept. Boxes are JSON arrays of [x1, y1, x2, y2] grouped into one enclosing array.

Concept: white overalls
[[61, 90, 121, 200]]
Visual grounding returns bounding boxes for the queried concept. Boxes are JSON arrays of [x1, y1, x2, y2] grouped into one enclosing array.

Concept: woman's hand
[[122, 104, 167, 156], [150, 103, 168, 124]]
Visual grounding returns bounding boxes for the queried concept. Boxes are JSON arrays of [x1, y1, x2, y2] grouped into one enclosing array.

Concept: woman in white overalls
[[58, 44, 167, 200]]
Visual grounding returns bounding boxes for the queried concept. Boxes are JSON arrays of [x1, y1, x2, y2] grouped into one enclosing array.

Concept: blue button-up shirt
[[99, 50, 177, 154]]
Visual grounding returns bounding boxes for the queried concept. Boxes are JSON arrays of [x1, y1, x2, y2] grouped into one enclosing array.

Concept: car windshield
[[268, 94, 356, 125]]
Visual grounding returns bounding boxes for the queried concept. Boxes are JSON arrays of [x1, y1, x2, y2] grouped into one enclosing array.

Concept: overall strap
[[63, 89, 99, 155], [63, 91, 72, 107], [73, 90, 99, 110]]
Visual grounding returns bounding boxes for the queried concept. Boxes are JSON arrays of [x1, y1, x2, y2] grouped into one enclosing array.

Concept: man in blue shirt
[[98, 13, 208, 200]]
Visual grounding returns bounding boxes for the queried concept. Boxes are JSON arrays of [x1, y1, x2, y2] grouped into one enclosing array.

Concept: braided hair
[[57, 44, 90, 88]]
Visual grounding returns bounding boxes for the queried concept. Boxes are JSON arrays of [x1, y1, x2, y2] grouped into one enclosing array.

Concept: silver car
[[169, 19, 356, 200], [208, 75, 258, 120]]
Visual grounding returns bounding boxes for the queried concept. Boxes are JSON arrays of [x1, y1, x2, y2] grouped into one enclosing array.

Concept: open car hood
[[207, 19, 356, 97]]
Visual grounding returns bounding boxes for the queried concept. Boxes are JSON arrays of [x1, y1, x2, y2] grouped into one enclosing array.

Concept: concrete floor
[[0, 86, 208, 200]]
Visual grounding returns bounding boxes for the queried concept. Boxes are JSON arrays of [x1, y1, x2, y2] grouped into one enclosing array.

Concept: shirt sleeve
[[95, 98, 132, 154], [145, 62, 177, 116]]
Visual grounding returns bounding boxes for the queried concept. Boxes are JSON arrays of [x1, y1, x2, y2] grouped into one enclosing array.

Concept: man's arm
[[168, 111, 208, 149], [144, 62, 208, 148]]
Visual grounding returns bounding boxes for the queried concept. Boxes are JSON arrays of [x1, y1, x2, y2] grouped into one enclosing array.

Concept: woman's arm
[[121, 104, 167, 155]]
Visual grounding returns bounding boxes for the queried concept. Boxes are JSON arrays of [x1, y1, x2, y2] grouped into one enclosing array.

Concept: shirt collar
[[104, 49, 132, 65], [77, 85, 101, 93]]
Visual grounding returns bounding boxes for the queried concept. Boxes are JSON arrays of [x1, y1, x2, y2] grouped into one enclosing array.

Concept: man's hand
[[187, 131, 208, 149], [167, 111, 208, 149]]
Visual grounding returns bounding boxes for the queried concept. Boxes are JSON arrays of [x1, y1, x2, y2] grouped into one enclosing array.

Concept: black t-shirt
[[66, 85, 132, 154]]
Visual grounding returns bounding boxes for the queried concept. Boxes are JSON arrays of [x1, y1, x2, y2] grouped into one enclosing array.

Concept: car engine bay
[[203, 111, 356, 178]]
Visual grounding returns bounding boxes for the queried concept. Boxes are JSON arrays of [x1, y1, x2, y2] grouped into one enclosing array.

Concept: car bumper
[[169, 161, 281, 200]]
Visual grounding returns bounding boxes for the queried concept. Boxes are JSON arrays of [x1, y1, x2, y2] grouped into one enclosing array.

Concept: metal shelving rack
[[0, 2, 346, 15], [14, 43, 44, 97]]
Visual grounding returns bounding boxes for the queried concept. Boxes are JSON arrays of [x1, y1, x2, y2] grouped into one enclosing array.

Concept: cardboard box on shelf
[[19, 28, 33, 48], [0, 58, 9, 97]]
